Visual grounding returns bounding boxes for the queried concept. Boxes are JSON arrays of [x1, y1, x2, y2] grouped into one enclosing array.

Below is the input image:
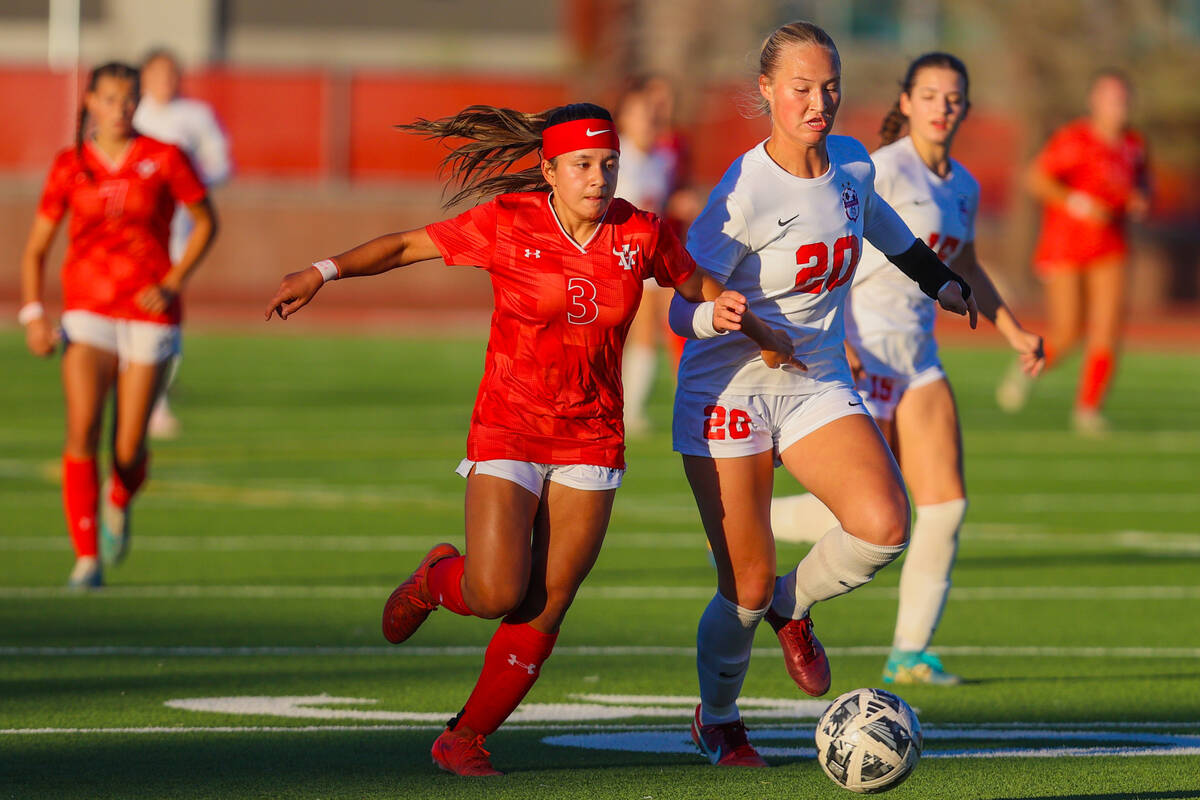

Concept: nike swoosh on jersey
[[778, 214, 799, 226], [585, 128, 612, 136]]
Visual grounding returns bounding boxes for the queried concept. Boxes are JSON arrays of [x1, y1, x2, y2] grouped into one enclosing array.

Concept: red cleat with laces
[[382, 543, 460, 644], [765, 607, 831, 697], [690, 704, 768, 767], [431, 728, 503, 776]]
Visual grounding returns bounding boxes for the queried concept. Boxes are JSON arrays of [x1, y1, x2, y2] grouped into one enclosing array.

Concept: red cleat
[[765, 607, 831, 697], [382, 543, 460, 644], [690, 704, 768, 767], [431, 729, 503, 777]]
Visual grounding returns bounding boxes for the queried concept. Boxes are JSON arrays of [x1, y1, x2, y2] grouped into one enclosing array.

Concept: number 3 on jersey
[[567, 277, 598, 325], [793, 234, 861, 294]]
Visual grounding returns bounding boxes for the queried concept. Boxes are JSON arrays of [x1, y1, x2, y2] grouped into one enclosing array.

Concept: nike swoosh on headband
[[586, 128, 612, 136]]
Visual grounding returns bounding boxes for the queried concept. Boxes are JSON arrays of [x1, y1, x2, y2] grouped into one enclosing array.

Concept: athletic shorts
[[672, 383, 868, 461], [60, 310, 181, 367], [852, 331, 945, 421], [455, 459, 624, 498]]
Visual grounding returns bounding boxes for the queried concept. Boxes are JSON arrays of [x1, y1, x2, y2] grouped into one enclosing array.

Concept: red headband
[[541, 118, 620, 161]]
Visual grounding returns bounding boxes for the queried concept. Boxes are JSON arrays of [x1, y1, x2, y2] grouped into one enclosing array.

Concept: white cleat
[[996, 359, 1034, 413], [67, 556, 103, 590], [148, 399, 181, 440], [1071, 407, 1110, 438], [99, 481, 131, 567]]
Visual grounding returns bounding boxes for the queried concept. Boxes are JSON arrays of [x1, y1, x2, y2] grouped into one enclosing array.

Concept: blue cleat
[[883, 649, 962, 686]]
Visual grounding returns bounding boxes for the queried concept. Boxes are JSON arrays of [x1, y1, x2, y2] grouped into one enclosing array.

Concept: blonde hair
[[752, 21, 840, 116]]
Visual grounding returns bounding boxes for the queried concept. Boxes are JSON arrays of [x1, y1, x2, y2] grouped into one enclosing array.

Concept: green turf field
[[2, 329, 1199, 800]]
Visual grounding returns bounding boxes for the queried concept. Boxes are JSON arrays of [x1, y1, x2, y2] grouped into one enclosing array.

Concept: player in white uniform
[[132, 49, 231, 439], [770, 53, 1044, 686], [616, 77, 692, 435], [667, 23, 978, 768]]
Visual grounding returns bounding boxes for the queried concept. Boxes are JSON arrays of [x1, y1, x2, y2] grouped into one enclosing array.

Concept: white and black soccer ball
[[814, 688, 923, 794]]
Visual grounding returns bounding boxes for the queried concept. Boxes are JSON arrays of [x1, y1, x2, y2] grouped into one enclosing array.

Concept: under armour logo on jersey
[[507, 654, 537, 675], [613, 244, 640, 270], [841, 181, 860, 222], [135, 159, 158, 178], [524, 249, 541, 258]]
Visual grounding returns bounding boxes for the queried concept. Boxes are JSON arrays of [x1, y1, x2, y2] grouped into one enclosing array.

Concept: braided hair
[[75, 62, 140, 181], [879, 52, 969, 146], [398, 102, 613, 208]]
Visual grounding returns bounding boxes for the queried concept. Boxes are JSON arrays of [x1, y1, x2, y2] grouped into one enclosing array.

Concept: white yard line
[[1, 584, 1198, 600], [3, 644, 1199, 658]]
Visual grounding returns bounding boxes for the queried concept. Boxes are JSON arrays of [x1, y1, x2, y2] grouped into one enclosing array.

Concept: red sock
[[63, 455, 98, 558], [1043, 341, 1058, 369], [427, 556, 472, 616], [456, 621, 558, 736], [1078, 348, 1115, 410], [109, 454, 148, 509]]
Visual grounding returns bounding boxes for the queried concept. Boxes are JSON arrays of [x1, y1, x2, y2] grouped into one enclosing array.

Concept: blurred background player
[[616, 75, 702, 435], [264, 101, 783, 776], [133, 47, 232, 439], [997, 69, 1150, 435], [770, 52, 1045, 686], [19, 62, 217, 588], [668, 22, 977, 767]]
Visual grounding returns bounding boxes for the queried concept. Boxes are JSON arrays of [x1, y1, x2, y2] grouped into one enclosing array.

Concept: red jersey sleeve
[[165, 145, 207, 205], [645, 216, 696, 287], [424, 199, 499, 269], [37, 151, 76, 223], [1035, 125, 1082, 181]]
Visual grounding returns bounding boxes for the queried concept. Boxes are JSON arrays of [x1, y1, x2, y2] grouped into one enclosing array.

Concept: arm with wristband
[[669, 268, 805, 371], [265, 228, 443, 321], [19, 213, 63, 357]]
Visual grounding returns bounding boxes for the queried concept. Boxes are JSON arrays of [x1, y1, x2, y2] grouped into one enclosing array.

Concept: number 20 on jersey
[[793, 233, 861, 294]]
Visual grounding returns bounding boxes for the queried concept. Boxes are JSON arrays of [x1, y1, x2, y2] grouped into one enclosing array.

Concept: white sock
[[622, 344, 656, 424], [771, 493, 839, 544], [696, 592, 768, 725], [893, 498, 967, 652], [772, 527, 907, 620]]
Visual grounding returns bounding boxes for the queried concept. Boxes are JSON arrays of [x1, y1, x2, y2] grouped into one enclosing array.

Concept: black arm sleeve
[[886, 239, 972, 301]]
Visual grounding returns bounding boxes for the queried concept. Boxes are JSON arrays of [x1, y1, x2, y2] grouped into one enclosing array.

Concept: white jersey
[[133, 97, 231, 186], [679, 136, 917, 395], [847, 136, 979, 342], [615, 136, 672, 214]]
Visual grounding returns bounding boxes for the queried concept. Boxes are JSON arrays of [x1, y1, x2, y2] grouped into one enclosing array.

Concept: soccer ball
[[814, 688, 922, 794]]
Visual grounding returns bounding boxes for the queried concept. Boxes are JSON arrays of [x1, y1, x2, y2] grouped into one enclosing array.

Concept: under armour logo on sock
[[507, 653, 537, 675]]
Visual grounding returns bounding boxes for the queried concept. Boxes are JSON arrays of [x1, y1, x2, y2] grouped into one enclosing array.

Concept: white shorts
[[853, 332, 945, 421], [672, 383, 868, 461], [455, 459, 624, 498], [60, 310, 181, 368]]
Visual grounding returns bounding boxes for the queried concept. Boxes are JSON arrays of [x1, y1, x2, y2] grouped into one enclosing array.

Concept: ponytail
[[398, 102, 614, 208], [878, 100, 907, 146]]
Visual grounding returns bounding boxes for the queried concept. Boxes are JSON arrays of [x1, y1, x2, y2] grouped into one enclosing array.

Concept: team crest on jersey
[[135, 159, 158, 179], [841, 182, 860, 221], [613, 243, 640, 270], [957, 193, 971, 226]]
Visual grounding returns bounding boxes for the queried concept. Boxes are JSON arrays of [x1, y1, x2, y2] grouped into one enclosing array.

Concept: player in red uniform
[[264, 102, 793, 777], [19, 62, 216, 588], [997, 70, 1150, 434]]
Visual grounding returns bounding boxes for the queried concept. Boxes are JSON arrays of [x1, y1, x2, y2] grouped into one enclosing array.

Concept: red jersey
[[37, 136, 207, 324], [1033, 120, 1148, 267], [426, 193, 696, 469]]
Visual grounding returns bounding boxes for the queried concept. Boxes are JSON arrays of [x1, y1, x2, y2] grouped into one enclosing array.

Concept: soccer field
[[2, 329, 1199, 800]]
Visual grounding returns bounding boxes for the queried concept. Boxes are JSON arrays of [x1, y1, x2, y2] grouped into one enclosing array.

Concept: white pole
[[48, 0, 81, 145], [48, 0, 81, 70]]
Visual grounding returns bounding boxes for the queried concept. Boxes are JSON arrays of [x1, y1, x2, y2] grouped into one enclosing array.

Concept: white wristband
[[18, 302, 45, 326], [311, 259, 340, 283]]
